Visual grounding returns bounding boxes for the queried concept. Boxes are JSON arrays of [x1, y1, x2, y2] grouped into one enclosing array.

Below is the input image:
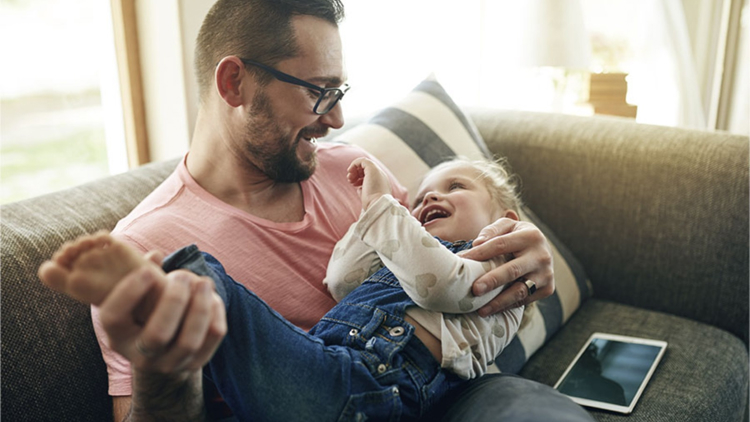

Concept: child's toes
[[52, 240, 76, 267], [55, 233, 111, 268], [90, 231, 114, 248], [38, 261, 70, 292]]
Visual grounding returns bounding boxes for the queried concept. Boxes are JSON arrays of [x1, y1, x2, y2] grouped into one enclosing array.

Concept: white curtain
[[339, 0, 726, 130], [629, 0, 706, 128], [727, 0, 749, 135]]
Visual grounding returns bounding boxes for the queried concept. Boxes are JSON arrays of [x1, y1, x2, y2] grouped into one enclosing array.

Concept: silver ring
[[523, 279, 537, 296], [135, 338, 156, 358]]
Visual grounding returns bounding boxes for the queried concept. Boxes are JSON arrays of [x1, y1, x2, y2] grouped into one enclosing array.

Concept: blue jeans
[[163, 245, 594, 422]]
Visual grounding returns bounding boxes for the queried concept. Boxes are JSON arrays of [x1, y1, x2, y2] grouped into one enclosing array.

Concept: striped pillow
[[495, 207, 592, 374], [334, 76, 490, 200], [333, 76, 591, 373]]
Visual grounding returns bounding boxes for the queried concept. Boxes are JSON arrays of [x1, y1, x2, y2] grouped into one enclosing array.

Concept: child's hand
[[347, 157, 392, 210]]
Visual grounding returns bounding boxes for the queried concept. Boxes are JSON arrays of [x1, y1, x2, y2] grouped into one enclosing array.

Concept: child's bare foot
[[38, 231, 165, 309]]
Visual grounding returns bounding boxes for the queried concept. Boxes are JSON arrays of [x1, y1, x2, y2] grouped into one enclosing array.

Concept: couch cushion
[[333, 77, 592, 374], [520, 299, 749, 421]]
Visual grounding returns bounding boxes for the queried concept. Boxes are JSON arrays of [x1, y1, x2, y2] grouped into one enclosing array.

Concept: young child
[[323, 156, 523, 379], [38, 156, 524, 422]]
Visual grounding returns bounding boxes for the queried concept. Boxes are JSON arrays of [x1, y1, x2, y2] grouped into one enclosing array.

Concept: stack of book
[[586, 72, 637, 118]]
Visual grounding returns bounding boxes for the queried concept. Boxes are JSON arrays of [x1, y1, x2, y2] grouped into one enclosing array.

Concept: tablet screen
[[554, 333, 667, 414]]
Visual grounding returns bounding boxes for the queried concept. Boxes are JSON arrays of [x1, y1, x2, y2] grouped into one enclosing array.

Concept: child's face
[[411, 163, 512, 242]]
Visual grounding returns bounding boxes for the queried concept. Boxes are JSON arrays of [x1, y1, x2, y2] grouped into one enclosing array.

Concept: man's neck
[[187, 118, 306, 223]]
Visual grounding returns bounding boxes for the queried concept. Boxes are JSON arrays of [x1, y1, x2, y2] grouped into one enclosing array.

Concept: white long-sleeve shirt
[[324, 195, 523, 379]]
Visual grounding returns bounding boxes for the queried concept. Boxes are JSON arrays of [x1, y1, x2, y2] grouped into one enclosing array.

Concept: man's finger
[[478, 271, 555, 316], [186, 290, 227, 371], [469, 218, 517, 247], [477, 281, 529, 317], [136, 271, 193, 358], [472, 252, 538, 296], [462, 224, 544, 261], [162, 278, 216, 372], [98, 266, 159, 334]]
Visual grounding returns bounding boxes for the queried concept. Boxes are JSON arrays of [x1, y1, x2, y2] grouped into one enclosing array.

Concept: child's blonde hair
[[428, 156, 522, 213]]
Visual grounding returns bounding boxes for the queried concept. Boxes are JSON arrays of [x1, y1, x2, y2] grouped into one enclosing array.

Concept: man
[[95, 0, 591, 420]]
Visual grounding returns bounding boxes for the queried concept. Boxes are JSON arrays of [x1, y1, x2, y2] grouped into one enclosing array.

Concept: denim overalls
[[162, 241, 471, 422]]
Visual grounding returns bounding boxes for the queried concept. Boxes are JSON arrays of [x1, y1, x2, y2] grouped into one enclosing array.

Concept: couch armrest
[[470, 109, 749, 345], [0, 158, 179, 421]]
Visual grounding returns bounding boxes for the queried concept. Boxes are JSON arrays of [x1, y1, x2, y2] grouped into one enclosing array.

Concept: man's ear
[[215, 56, 248, 108]]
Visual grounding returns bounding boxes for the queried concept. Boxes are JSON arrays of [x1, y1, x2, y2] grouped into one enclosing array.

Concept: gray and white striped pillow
[[334, 76, 591, 373], [334, 76, 489, 200]]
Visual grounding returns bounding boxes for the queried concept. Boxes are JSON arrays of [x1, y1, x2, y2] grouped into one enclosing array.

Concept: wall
[[135, 0, 212, 161], [177, 0, 214, 139]]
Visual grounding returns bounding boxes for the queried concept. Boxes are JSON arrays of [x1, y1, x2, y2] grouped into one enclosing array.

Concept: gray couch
[[2, 110, 747, 421]]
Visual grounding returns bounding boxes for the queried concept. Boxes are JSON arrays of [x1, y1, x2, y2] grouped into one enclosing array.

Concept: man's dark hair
[[194, 0, 345, 100]]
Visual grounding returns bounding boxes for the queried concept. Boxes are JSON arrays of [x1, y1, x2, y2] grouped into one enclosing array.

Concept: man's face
[[241, 15, 346, 183]]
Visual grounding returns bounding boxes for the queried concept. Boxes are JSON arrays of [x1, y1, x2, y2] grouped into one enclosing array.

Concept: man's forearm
[[127, 370, 206, 422]]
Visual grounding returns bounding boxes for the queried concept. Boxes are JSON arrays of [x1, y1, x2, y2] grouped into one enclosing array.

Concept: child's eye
[[449, 182, 464, 191]]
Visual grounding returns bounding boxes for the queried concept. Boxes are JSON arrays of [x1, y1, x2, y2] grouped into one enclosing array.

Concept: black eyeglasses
[[240, 58, 349, 115]]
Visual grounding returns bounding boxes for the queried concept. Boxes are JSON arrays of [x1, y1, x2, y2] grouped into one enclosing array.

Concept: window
[[338, 0, 748, 135], [0, 0, 126, 204]]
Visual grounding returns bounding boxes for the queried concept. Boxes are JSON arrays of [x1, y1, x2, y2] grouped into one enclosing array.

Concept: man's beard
[[243, 91, 319, 183]]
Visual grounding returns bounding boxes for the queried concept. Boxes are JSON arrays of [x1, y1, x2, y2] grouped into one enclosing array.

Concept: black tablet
[[553, 333, 667, 414]]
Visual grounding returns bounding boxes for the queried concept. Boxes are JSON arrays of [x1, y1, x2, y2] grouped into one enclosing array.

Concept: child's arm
[[323, 221, 383, 302], [354, 195, 509, 314], [323, 158, 395, 301]]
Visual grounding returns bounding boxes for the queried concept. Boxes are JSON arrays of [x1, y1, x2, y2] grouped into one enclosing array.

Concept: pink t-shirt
[[93, 142, 409, 396]]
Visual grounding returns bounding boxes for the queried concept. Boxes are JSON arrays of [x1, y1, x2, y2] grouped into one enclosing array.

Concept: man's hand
[[459, 218, 554, 317], [98, 267, 226, 374], [347, 157, 392, 210], [97, 267, 226, 421]]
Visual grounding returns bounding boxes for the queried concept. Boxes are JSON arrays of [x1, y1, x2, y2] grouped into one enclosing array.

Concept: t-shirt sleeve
[[91, 305, 133, 396]]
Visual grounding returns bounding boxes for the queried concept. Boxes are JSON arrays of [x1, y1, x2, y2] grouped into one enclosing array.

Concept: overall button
[[349, 328, 359, 336], [377, 364, 387, 374], [389, 326, 405, 337]]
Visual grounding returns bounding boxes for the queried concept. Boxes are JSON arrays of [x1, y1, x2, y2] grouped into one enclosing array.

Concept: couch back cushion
[[0, 159, 178, 421], [469, 109, 749, 345], [334, 76, 490, 199]]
